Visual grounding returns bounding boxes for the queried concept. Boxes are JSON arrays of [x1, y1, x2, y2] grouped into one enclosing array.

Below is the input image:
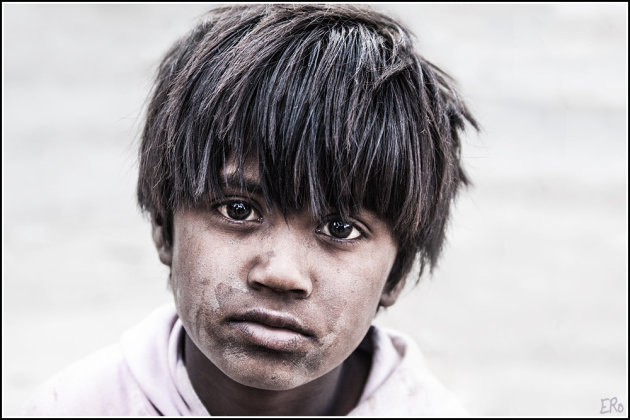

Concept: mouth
[[227, 308, 315, 352]]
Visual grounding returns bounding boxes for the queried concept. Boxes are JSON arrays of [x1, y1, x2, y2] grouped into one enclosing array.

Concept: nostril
[[247, 260, 312, 298], [250, 278, 311, 298], [288, 288, 310, 299]]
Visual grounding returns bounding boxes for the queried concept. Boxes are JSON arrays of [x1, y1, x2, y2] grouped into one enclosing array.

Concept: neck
[[183, 333, 371, 416]]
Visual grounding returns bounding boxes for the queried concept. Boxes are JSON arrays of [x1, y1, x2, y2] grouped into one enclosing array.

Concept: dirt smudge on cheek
[[197, 273, 221, 313], [208, 281, 251, 357], [192, 286, 211, 341], [195, 278, 234, 329], [214, 280, 248, 311]]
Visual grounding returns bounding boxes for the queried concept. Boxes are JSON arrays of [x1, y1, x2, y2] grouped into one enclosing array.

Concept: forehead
[[220, 155, 260, 182]]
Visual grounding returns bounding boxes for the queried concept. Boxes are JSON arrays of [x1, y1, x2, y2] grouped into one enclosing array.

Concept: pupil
[[227, 202, 251, 220], [329, 220, 352, 238]]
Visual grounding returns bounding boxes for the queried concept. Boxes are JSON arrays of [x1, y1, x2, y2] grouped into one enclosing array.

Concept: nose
[[247, 226, 313, 299]]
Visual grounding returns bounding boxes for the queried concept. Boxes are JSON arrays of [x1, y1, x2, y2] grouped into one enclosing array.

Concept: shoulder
[[21, 304, 180, 416], [350, 326, 468, 417], [21, 343, 156, 416]]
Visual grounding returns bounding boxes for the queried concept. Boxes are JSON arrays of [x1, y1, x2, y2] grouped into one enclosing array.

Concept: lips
[[227, 308, 315, 352]]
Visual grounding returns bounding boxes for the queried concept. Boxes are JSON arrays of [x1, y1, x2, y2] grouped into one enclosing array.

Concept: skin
[[152, 159, 405, 416]]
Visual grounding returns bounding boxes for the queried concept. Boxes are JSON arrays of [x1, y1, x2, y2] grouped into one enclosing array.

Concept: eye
[[317, 219, 363, 240], [217, 200, 260, 222]]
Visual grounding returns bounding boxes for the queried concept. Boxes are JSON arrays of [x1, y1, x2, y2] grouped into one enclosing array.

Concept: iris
[[328, 220, 353, 239], [226, 201, 252, 220]]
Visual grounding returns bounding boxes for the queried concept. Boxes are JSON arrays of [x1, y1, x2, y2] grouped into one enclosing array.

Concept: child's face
[[159, 159, 400, 391]]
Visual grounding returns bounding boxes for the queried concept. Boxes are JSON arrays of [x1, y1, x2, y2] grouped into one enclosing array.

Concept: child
[[23, 4, 478, 416]]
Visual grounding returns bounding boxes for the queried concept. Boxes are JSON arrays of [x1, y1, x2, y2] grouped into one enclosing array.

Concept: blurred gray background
[[3, 3, 627, 416]]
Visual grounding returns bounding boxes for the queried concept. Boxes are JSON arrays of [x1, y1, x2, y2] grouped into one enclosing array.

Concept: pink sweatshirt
[[22, 303, 467, 416]]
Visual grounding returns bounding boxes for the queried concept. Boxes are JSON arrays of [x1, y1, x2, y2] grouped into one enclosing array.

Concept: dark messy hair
[[137, 4, 478, 292]]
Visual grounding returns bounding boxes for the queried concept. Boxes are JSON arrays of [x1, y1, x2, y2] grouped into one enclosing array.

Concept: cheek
[[314, 244, 397, 358], [170, 230, 246, 337], [333, 245, 396, 305]]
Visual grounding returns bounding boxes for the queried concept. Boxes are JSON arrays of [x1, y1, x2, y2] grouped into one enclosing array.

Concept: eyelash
[[213, 199, 367, 243]]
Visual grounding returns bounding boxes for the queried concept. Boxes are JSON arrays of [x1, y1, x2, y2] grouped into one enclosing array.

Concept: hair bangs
[[170, 11, 426, 244]]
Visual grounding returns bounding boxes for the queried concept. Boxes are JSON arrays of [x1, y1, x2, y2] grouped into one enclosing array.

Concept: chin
[[228, 367, 311, 391]]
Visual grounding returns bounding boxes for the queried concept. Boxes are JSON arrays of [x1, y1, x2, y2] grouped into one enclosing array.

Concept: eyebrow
[[219, 173, 264, 196]]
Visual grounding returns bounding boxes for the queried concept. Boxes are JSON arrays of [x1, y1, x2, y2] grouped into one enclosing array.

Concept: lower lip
[[231, 321, 311, 352]]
